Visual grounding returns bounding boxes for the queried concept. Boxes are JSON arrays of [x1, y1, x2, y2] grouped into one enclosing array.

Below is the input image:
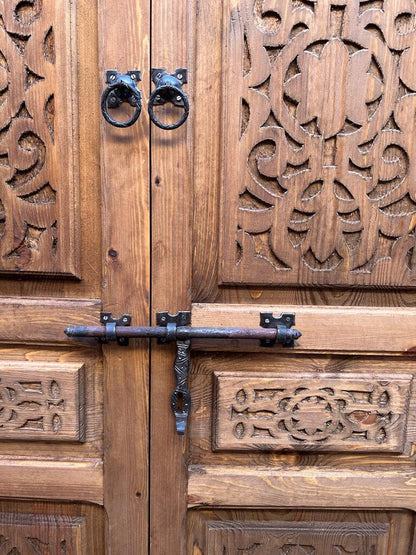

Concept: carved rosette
[[214, 372, 412, 452], [222, 0, 416, 286]]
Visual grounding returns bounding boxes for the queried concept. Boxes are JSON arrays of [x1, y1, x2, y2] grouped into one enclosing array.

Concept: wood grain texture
[[214, 371, 412, 453], [99, 0, 150, 552], [0, 297, 101, 344], [0, 500, 104, 554], [188, 465, 416, 511], [0, 458, 102, 504], [220, 0, 416, 287], [0, 361, 85, 441], [149, 0, 192, 553], [189, 352, 416, 467], [191, 303, 416, 353], [0, 347, 103, 457], [0, 0, 79, 277], [0, 512, 86, 554], [187, 509, 415, 555]]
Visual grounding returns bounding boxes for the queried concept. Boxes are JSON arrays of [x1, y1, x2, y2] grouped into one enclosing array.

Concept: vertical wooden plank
[[150, 0, 192, 553], [99, 1, 150, 553]]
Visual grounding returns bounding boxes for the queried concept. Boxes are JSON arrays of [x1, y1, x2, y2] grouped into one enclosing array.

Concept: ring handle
[[101, 70, 142, 128], [148, 69, 189, 130]]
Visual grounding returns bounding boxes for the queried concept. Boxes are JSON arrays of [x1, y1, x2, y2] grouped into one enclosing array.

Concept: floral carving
[[222, 0, 416, 286], [214, 373, 412, 452], [285, 39, 382, 137]]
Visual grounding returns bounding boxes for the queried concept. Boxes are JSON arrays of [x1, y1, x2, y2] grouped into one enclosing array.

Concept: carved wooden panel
[[221, 0, 416, 287], [214, 372, 412, 452], [205, 520, 390, 554], [0, 362, 85, 441], [0, 0, 79, 276], [0, 512, 85, 554]]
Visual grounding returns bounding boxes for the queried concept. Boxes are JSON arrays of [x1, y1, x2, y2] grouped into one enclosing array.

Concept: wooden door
[[151, 0, 416, 553], [0, 0, 150, 553]]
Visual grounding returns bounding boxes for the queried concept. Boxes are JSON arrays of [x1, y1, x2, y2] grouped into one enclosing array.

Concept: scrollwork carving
[[222, 0, 416, 286]]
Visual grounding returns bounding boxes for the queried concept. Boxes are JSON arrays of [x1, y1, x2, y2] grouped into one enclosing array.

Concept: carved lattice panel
[[214, 372, 412, 452], [0, 513, 85, 554], [220, 0, 416, 287], [205, 520, 390, 554], [0, 362, 85, 441], [0, 0, 79, 276]]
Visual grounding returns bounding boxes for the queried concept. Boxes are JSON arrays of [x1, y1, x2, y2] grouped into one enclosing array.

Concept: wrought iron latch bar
[[65, 310, 301, 434]]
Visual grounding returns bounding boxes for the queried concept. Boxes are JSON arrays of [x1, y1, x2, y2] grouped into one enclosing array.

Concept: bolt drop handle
[[148, 68, 189, 130], [101, 70, 142, 128]]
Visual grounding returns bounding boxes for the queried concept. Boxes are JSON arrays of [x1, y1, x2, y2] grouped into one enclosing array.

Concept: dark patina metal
[[65, 310, 301, 435], [101, 70, 142, 128], [148, 68, 189, 130]]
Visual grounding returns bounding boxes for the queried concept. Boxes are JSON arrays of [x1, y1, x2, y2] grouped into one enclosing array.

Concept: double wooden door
[[0, 0, 415, 553]]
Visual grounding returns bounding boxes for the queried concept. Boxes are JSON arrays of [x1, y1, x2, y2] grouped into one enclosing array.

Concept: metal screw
[[264, 318, 270, 324], [102, 316, 108, 321], [109, 74, 116, 81], [176, 95, 182, 102], [156, 73, 162, 79], [177, 73, 183, 80], [130, 74, 136, 80], [122, 317, 128, 323], [286, 317, 291, 322], [161, 316, 166, 322]]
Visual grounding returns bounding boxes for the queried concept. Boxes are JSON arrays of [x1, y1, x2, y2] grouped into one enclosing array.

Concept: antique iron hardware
[[148, 68, 189, 130], [65, 310, 301, 435], [101, 70, 142, 128]]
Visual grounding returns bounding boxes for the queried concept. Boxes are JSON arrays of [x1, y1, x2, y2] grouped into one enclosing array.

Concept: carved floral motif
[[222, 0, 416, 286], [214, 373, 412, 452]]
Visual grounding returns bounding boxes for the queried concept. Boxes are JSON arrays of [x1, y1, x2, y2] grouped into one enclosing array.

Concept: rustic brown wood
[[191, 303, 416, 353], [0, 346, 102, 458], [0, 297, 101, 344], [188, 465, 416, 511], [0, 500, 104, 555], [149, 0, 192, 553], [0, 513, 86, 553], [0, 458, 102, 504], [0, 0, 80, 277], [220, 0, 416, 288], [151, 0, 416, 553], [187, 509, 415, 555], [0, 361, 85, 441], [99, 0, 150, 552], [214, 371, 412, 453]]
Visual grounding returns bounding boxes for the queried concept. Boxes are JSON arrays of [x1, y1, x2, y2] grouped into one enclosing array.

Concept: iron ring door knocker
[[148, 68, 189, 130], [101, 70, 142, 128]]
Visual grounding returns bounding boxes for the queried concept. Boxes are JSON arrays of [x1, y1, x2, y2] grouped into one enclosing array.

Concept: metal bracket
[[100, 312, 132, 346], [150, 68, 187, 106], [104, 70, 142, 108], [156, 311, 191, 342], [260, 312, 298, 347]]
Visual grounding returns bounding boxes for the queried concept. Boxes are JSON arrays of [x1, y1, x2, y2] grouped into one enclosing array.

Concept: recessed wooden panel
[[188, 509, 414, 555], [0, 512, 85, 554], [0, 0, 79, 277], [206, 520, 389, 554], [220, 0, 416, 287], [214, 372, 412, 452], [0, 362, 85, 441]]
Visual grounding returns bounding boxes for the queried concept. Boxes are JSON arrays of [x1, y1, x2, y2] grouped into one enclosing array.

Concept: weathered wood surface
[[0, 458, 103, 504], [99, 0, 150, 551], [188, 465, 416, 511], [149, 0, 191, 553], [191, 303, 416, 353]]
